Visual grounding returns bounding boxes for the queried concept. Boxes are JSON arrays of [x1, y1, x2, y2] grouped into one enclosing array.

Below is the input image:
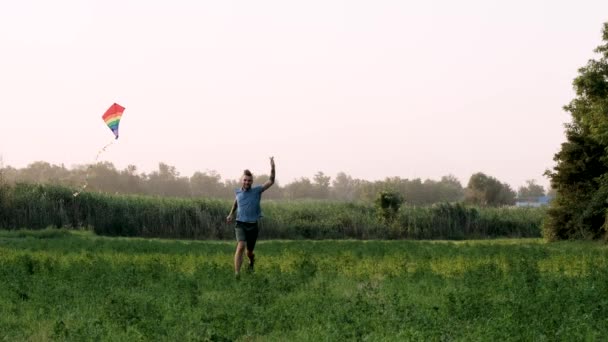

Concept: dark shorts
[[235, 221, 259, 251]]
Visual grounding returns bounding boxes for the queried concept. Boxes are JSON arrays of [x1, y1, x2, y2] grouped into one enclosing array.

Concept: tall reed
[[0, 183, 543, 239]]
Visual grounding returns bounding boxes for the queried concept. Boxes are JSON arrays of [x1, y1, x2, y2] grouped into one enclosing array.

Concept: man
[[226, 157, 275, 277]]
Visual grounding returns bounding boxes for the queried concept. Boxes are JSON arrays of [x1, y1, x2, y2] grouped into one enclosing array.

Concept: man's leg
[[245, 225, 259, 271], [246, 250, 255, 271], [234, 241, 246, 276]]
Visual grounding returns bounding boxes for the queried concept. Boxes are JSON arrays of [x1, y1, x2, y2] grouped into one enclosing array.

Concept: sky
[[1, 1, 607, 189]]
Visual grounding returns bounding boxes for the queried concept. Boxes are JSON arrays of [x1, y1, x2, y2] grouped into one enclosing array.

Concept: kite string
[[73, 139, 116, 197]]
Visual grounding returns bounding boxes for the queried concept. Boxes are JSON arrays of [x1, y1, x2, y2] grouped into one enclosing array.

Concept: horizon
[[0, 157, 548, 190]]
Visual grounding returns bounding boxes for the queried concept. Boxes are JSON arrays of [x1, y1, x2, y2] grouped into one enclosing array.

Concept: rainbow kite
[[74, 103, 126, 197], [102, 103, 125, 139]]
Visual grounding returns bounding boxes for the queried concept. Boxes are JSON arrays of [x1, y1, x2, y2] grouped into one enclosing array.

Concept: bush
[[375, 190, 403, 224]]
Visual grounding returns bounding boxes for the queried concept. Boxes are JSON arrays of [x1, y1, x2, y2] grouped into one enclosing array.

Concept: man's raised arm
[[262, 157, 275, 192]]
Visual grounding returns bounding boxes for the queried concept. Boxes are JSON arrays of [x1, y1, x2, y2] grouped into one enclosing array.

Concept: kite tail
[[73, 139, 116, 197]]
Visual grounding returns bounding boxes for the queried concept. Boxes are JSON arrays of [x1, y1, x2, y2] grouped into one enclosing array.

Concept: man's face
[[242, 175, 253, 190]]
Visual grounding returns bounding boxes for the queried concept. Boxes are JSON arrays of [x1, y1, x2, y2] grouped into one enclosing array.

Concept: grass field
[[1, 229, 607, 341]]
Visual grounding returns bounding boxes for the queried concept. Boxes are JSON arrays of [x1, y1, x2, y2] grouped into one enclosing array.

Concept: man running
[[226, 157, 275, 277]]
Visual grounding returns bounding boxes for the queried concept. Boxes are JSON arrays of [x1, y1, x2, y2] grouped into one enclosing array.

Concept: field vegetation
[[1, 230, 607, 340], [0, 183, 543, 240]]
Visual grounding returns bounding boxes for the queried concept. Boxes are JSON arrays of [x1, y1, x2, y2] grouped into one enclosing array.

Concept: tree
[[0, 155, 4, 185], [190, 170, 224, 198], [0, 156, 16, 184], [283, 177, 316, 199], [437, 175, 465, 202], [313, 171, 331, 199], [331, 172, 353, 200], [517, 180, 546, 201], [18, 161, 71, 185], [117, 165, 144, 194], [147, 162, 189, 196], [465, 172, 516, 206], [0, 156, 8, 224], [544, 23, 608, 240]]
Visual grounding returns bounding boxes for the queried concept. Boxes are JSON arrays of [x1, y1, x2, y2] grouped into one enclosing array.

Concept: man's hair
[[243, 169, 253, 177]]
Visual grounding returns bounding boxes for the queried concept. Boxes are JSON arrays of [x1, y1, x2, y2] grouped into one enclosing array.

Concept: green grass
[[1, 229, 607, 341]]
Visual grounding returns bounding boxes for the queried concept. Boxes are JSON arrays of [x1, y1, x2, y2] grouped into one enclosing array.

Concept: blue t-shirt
[[235, 185, 264, 223]]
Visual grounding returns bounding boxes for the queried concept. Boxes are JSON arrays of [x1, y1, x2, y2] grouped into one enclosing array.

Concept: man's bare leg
[[234, 241, 246, 276]]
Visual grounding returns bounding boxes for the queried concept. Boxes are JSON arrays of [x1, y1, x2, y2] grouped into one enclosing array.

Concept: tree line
[[0, 160, 547, 206]]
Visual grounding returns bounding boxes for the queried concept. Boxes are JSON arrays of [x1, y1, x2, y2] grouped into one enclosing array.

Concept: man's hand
[[226, 214, 234, 224]]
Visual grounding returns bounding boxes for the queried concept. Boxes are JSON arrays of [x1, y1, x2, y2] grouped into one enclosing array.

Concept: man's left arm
[[262, 157, 275, 192]]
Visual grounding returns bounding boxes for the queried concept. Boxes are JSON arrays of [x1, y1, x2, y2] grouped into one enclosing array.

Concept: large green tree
[[544, 23, 608, 240], [464, 172, 516, 206]]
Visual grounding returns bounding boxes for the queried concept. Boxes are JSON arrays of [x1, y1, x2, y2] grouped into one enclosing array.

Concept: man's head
[[241, 169, 253, 190]]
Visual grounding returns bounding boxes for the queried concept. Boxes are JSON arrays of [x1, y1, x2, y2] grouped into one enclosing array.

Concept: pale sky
[[1, 1, 607, 189]]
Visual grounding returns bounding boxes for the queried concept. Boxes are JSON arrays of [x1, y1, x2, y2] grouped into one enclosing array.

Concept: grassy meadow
[[1, 229, 608, 341]]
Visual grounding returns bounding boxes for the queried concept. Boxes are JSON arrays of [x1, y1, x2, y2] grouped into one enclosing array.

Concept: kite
[[102, 103, 125, 139], [73, 103, 126, 197]]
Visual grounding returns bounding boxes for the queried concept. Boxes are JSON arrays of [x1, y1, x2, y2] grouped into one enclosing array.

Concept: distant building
[[515, 195, 553, 208]]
